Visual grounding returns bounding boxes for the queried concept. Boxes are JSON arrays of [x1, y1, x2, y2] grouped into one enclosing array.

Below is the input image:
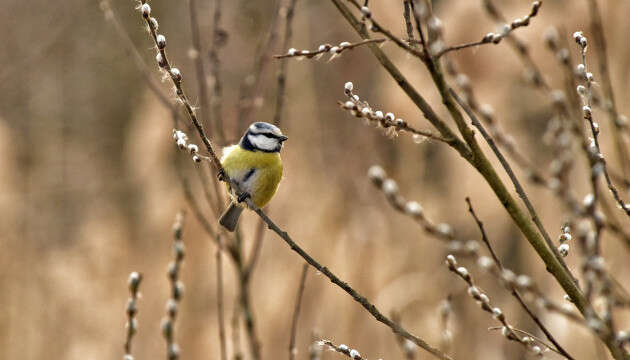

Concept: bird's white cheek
[[248, 134, 278, 151]]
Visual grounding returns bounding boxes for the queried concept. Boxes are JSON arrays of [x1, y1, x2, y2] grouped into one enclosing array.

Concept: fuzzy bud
[[405, 201, 423, 217], [367, 165, 386, 183], [382, 179, 398, 195], [446, 254, 457, 267], [128, 272, 142, 292], [558, 243, 569, 257], [576, 63, 585, 74], [467, 286, 480, 298], [344, 81, 354, 93], [586, 72, 594, 83], [157, 34, 166, 49], [156, 53, 166, 68], [492, 307, 504, 321], [141, 3, 151, 17], [360, 6, 371, 18], [170, 68, 182, 82]]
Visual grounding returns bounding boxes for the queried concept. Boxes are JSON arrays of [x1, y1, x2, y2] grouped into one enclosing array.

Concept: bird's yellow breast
[[221, 145, 283, 208]]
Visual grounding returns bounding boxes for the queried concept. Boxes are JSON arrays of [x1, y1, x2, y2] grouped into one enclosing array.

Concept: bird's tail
[[219, 202, 244, 232]]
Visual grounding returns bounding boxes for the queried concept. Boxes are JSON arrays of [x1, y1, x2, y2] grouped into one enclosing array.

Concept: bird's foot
[[237, 192, 251, 203], [217, 169, 227, 182]]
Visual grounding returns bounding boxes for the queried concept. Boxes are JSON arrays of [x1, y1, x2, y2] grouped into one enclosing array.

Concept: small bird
[[219, 122, 287, 231]]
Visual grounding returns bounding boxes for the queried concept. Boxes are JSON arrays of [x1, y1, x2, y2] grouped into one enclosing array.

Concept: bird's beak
[[279, 135, 288, 142]]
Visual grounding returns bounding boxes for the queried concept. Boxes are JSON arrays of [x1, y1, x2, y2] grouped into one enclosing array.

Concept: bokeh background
[[2, 0, 630, 359]]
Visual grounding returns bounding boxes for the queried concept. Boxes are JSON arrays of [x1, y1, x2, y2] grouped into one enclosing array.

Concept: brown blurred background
[[2, 0, 630, 359]]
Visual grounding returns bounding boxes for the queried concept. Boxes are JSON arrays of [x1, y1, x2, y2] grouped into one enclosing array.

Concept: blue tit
[[218, 122, 287, 231]]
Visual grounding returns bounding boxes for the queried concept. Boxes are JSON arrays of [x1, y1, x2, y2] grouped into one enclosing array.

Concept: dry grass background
[[2, 0, 630, 359]]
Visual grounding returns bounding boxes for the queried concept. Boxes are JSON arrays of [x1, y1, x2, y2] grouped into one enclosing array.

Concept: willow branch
[[288, 264, 309, 360]]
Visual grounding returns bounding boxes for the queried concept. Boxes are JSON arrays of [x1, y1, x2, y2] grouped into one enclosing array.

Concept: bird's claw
[[217, 169, 227, 182], [237, 192, 251, 203]]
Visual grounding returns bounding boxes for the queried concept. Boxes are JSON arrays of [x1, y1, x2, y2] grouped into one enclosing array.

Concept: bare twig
[[162, 211, 186, 360], [208, 0, 226, 140], [217, 237, 228, 360], [188, 0, 211, 130], [403, 1, 417, 48], [244, 217, 266, 282], [586, 0, 630, 176], [274, 38, 386, 59], [435, 1, 541, 58], [252, 208, 453, 360], [466, 198, 575, 360], [124, 272, 142, 358], [99, 0, 181, 125], [236, 0, 283, 130], [573, 32, 630, 218], [288, 264, 309, 360], [340, 85, 454, 145], [481, 0, 550, 90], [319, 340, 369, 360], [273, 0, 299, 127], [446, 255, 554, 357]]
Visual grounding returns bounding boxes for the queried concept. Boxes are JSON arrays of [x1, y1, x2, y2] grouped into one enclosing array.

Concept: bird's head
[[240, 122, 288, 153]]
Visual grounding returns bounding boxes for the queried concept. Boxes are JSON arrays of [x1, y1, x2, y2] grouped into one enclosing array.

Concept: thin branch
[[274, 38, 386, 59], [402, 1, 416, 48], [139, 1, 223, 172], [217, 237, 228, 360], [208, 0, 226, 140], [481, 0, 550, 90], [236, 0, 283, 130], [244, 217, 266, 281], [586, 0, 630, 176], [446, 255, 558, 357], [574, 32, 630, 219], [99, 0, 181, 125], [339, 88, 456, 146], [435, 1, 542, 59], [288, 264, 309, 360], [273, 0, 299, 127], [162, 211, 186, 360], [188, 0, 211, 130], [466, 198, 575, 360], [124, 272, 142, 357], [318, 340, 369, 360], [251, 208, 453, 360]]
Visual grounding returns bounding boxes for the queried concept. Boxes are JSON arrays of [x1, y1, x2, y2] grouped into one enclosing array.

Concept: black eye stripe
[[249, 131, 281, 139]]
